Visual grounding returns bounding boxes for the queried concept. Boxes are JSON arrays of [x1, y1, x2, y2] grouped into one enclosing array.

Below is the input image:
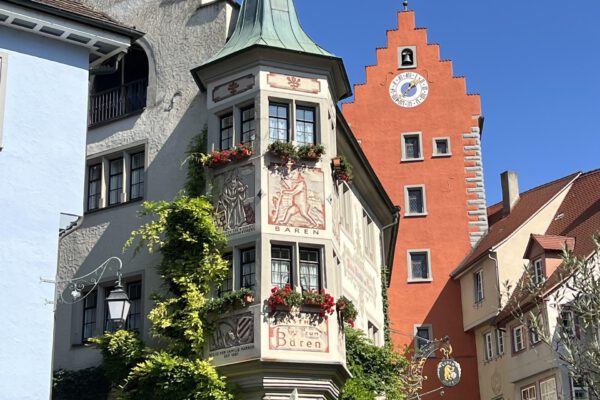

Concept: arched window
[[401, 48, 415, 67], [89, 44, 149, 126]]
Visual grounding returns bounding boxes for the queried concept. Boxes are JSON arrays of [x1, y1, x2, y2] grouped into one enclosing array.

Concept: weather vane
[[403, 0, 409, 11]]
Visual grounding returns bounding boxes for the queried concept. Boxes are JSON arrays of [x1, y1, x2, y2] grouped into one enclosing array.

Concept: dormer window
[[89, 44, 149, 127], [533, 258, 545, 284]]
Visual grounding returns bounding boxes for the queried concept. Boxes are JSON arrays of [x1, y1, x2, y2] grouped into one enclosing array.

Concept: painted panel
[[267, 72, 321, 94], [214, 165, 256, 236], [268, 165, 325, 231], [269, 311, 329, 353], [208, 312, 256, 361], [212, 74, 255, 103]]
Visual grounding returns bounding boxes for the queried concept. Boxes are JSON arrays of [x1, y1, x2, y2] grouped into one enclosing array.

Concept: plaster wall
[[53, 0, 236, 370], [0, 25, 89, 400], [460, 256, 500, 331]]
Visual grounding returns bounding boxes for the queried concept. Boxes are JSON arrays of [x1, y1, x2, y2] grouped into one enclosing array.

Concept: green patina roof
[[205, 0, 336, 65]]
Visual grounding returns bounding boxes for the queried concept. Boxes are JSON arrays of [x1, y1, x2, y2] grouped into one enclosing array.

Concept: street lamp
[[106, 283, 131, 325]]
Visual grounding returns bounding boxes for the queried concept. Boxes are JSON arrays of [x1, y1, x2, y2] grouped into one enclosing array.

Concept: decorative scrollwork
[[54, 257, 123, 305]]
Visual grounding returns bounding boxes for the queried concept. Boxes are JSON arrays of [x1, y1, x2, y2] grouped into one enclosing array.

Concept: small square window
[[405, 185, 427, 216], [408, 250, 431, 282], [432, 137, 451, 157], [521, 385, 536, 400], [414, 325, 432, 353], [401, 132, 423, 161]]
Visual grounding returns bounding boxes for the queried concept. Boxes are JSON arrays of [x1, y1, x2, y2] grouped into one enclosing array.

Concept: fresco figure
[[274, 169, 319, 228]]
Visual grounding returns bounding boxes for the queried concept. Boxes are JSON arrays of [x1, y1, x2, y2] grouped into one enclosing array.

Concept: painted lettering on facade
[[267, 72, 321, 94], [215, 165, 255, 236], [212, 74, 255, 103], [269, 312, 329, 353], [268, 166, 325, 230]]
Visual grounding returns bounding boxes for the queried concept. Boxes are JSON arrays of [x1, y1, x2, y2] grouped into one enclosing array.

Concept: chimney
[[501, 171, 520, 215]]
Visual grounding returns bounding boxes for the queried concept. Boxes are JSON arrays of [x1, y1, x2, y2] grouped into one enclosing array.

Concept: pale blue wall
[[0, 25, 89, 400]]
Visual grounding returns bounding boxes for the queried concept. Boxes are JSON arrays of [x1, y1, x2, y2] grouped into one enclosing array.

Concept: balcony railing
[[88, 78, 148, 127]]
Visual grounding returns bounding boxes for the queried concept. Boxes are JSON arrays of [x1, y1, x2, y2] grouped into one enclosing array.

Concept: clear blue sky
[[292, 1, 600, 205]]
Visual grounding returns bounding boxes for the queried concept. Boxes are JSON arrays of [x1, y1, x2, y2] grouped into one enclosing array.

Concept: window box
[[297, 143, 325, 161], [268, 285, 302, 312], [205, 143, 253, 168], [202, 288, 255, 317], [302, 289, 335, 318], [331, 155, 353, 182], [267, 141, 298, 162], [336, 296, 358, 327]]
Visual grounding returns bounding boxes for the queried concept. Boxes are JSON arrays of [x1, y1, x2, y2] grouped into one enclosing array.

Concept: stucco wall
[[0, 25, 89, 400], [53, 0, 235, 370]]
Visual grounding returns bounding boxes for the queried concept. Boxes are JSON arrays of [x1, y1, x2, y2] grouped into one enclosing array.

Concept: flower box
[[336, 296, 357, 327], [302, 289, 335, 318], [297, 144, 325, 161], [331, 155, 353, 182], [206, 143, 253, 168], [267, 141, 298, 162], [268, 285, 302, 312]]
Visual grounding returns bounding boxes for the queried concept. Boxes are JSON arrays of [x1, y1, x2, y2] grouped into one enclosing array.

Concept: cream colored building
[[451, 170, 600, 400]]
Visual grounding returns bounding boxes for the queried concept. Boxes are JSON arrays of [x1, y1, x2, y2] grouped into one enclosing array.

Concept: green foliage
[[381, 266, 391, 343], [341, 327, 408, 400], [89, 330, 145, 384], [52, 367, 110, 400], [184, 131, 208, 197], [267, 285, 303, 309], [267, 141, 299, 161], [297, 143, 325, 160], [122, 352, 233, 400], [336, 296, 358, 325], [201, 288, 254, 316]]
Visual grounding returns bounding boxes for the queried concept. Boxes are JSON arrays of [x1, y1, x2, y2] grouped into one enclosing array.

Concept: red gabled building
[[342, 10, 486, 399]]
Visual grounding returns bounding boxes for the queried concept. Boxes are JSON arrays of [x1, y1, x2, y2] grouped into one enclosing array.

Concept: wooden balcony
[[88, 78, 147, 127]]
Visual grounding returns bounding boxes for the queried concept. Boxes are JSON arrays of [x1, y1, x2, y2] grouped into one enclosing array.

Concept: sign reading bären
[[269, 312, 329, 353]]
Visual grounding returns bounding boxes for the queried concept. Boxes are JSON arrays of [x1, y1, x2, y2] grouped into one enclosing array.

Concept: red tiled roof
[[451, 172, 580, 277], [546, 169, 600, 259], [527, 234, 575, 254]]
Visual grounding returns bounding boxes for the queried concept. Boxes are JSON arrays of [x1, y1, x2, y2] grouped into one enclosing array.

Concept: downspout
[[379, 206, 400, 344], [488, 252, 502, 310]]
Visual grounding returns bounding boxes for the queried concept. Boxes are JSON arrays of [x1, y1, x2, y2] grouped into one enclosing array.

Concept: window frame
[[218, 253, 234, 297], [484, 331, 494, 361], [414, 324, 433, 354], [219, 112, 234, 150], [271, 245, 293, 289], [240, 247, 256, 290], [432, 137, 452, 157], [81, 290, 98, 342], [299, 247, 321, 292], [533, 258, 545, 284], [539, 376, 558, 400], [404, 184, 427, 217], [513, 324, 526, 353], [269, 102, 290, 143], [87, 163, 102, 211], [474, 269, 485, 304], [0, 52, 8, 151], [496, 328, 505, 355], [129, 151, 145, 201], [108, 157, 124, 206], [240, 105, 256, 145], [407, 249, 432, 283], [561, 309, 576, 337], [521, 385, 537, 400], [571, 377, 590, 399], [295, 105, 317, 146], [401, 132, 424, 162]]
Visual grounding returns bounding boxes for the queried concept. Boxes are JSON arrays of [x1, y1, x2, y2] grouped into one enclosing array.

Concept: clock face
[[389, 72, 429, 108]]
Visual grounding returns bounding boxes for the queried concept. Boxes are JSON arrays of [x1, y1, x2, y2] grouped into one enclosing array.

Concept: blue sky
[[293, 1, 600, 205]]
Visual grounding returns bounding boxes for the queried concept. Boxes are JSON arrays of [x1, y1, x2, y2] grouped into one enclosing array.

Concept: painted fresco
[[269, 312, 329, 353], [209, 312, 254, 352], [268, 165, 325, 230], [215, 165, 255, 236]]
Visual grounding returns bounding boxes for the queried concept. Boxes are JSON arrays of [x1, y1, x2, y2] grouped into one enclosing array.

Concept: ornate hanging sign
[[437, 345, 462, 387]]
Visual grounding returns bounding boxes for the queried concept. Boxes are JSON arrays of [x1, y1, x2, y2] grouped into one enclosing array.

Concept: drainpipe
[[488, 252, 502, 310]]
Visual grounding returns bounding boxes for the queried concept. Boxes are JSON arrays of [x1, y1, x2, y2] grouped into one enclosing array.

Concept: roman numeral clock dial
[[389, 72, 429, 108]]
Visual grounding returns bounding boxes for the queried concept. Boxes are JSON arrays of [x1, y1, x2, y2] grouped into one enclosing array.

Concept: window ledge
[[405, 212, 428, 218], [400, 157, 424, 163], [85, 198, 144, 215], [432, 153, 452, 158], [408, 278, 433, 284]]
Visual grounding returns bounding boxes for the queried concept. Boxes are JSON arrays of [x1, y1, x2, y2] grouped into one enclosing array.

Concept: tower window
[[241, 106, 256, 145], [401, 132, 423, 161], [219, 113, 234, 150], [432, 137, 451, 157], [404, 185, 427, 216], [295, 106, 316, 145], [398, 46, 417, 69]]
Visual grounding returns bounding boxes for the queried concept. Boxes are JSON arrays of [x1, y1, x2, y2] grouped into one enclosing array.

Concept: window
[[398, 46, 417, 69], [269, 103, 289, 142], [401, 133, 423, 161], [130, 152, 144, 201], [513, 325, 525, 353], [300, 248, 321, 291], [89, 44, 149, 126], [368, 322, 380, 345], [571, 378, 589, 399], [241, 248, 256, 289], [484, 332, 494, 361], [432, 137, 451, 157], [405, 185, 426, 216], [533, 259, 545, 284], [414, 325, 432, 353], [108, 158, 124, 205], [87, 164, 102, 211], [104, 281, 142, 333], [0, 53, 8, 150], [408, 250, 431, 282], [295, 106, 316, 145], [82, 291, 97, 341], [561, 310, 575, 337], [219, 113, 233, 150], [496, 329, 505, 355], [240, 106, 256, 145], [271, 246, 292, 288], [218, 253, 233, 296], [539, 377, 557, 400], [529, 314, 543, 345], [521, 385, 536, 400], [474, 270, 484, 303], [86, 148, 145, 211], [363, 211, 375, 258]]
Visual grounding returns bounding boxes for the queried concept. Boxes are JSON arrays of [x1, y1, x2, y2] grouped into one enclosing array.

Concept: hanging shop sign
[[437, 358, 461, 387]]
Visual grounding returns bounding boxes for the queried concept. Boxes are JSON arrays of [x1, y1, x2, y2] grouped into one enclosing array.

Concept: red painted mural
[[342, 11, 484, 400]]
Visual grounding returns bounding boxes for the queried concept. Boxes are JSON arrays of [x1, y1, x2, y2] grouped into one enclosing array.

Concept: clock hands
[[399, 79, 420, 98]]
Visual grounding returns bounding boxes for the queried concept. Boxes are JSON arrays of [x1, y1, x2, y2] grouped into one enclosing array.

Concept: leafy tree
[[506, 235, 600, 397]]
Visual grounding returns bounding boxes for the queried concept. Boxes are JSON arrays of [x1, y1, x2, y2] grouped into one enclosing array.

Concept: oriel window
[[269, 103, 289, 142], [241, 106, 256, 145], [295, 106, 316, 145], [87, 164, 102, 210], [271, 246, 292, 288], [300, 248, 321, 292], [130, 152, 144, 201], [219, 113, 234, 150], [241, 248, 256, 289]]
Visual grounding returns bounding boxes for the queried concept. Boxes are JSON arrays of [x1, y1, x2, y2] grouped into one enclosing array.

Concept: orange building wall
[[342, 11, 485, 400]]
